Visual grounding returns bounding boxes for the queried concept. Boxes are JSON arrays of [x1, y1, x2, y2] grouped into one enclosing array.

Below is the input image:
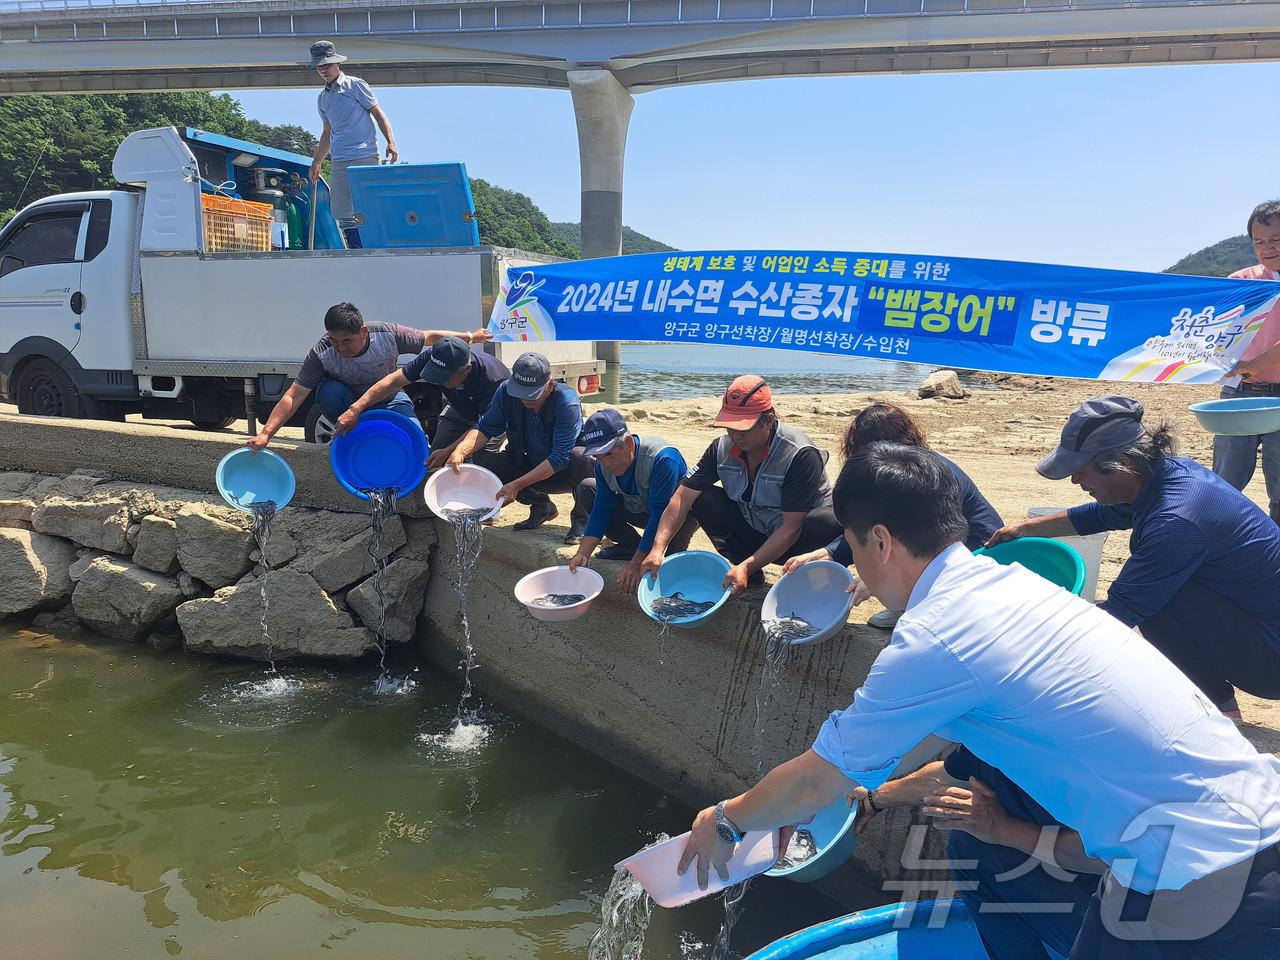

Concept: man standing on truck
[[307, 40, 397, 250], [338, 335, 510, 466], [245, 302, 489, 453]]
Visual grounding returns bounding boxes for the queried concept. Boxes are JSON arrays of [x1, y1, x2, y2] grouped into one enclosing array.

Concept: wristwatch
[[714, 801, 743, 845]]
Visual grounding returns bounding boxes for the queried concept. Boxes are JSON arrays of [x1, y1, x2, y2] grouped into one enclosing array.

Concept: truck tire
[[190, 416, 237, 431], [15, 358, 86, 419], [304, 405, 337, 446]]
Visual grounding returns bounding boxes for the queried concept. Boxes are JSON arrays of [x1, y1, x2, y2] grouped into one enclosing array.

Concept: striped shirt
[[296, 322, 424, 396]]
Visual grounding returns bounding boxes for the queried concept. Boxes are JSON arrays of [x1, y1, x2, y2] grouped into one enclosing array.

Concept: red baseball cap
[[713, 375, 773, 429]]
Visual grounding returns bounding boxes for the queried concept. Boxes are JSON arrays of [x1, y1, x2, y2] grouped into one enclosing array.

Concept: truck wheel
[[15, 358, 85, 419], [190, 416, 237, 431], [305, 405, 338, 446]]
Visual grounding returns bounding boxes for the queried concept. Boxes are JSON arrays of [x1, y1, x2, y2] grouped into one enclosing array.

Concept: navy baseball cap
[[415, 336, 471, 385], [1037, 395, 1148, 480], [582, 409, 629, 457], [507, 352, 552, 400]]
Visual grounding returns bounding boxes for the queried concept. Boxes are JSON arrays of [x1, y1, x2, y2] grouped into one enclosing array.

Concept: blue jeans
[[1212, 385, 1280, 521], [314, 379, 417, 425]]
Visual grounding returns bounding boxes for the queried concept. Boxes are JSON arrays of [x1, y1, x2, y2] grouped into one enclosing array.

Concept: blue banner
[[487, 251, 1279, 384]]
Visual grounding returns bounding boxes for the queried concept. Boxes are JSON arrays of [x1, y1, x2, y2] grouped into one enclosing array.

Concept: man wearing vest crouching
[[567, 409, 698, 593], [447, 352, 593, 535], [643, 376, 842, 594]]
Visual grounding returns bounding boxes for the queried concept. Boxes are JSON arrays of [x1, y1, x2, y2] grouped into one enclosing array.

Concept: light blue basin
[[1188, 397, 1280, 437], [216, 448, 295, 513], [765, 796, 859, 883], [636, 550, 732, 629]]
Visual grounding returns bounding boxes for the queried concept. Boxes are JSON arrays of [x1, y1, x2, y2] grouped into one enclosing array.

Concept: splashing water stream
[[247, 500, 278, 671], [587, 864, 657, 960], [752, 615, 813, 775], [362, 488, 397, 684], [648, 593, 716, 665]]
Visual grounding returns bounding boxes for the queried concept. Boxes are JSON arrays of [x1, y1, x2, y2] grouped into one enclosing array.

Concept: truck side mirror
[[0, 255, 23, 278]]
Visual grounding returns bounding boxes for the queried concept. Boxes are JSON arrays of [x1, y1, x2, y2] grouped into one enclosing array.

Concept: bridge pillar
[[568, 68, 633, 388]]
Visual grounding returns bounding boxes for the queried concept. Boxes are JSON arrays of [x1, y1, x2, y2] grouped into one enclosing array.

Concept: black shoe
[[514, 499, 559, 531], [596, 543, 637, 561], [563, 523, 588, 545]]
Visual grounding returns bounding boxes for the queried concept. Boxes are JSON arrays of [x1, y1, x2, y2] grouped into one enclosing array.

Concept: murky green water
[[0, 627, 836, 959]]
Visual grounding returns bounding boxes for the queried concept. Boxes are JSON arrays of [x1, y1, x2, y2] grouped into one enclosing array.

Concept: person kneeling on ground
[[854, 746, 1101, 960], [642, 376, 841, 595], [989, 394, 1280, 719], [246, 302, 489, 452], [678, 443, 1280, 959], [447, 352, 592, 536], [783, 401, 1003, 629], [335, 335, 509, 464], [567, 409, 697, 593]]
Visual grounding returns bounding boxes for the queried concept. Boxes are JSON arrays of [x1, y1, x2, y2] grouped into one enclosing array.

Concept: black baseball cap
[[1037, 395, 1148, 480], [415, 337, 471, 386], [582, 409, 629, 457], [507, 352, 552, 400]]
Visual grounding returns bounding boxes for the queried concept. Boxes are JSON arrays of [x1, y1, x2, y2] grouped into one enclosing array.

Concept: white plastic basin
[[514, 565, 605, 622], [617, 829, 779, 908], [424, 464, 503, 522]]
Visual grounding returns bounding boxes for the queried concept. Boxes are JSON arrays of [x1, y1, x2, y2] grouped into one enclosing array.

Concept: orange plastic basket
[[201, 192, 273, 253]]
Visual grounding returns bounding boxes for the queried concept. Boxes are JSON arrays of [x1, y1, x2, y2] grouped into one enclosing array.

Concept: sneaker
[[1217, 695, 1243, 722], [869, 608, 902, 629], [596, 543, 637, 561], [514, 499, 559, 531], [562, 523, 588, 545]]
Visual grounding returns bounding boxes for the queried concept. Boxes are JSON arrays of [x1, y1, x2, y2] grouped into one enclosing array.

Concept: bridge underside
[[1, 1, 1278, 94]]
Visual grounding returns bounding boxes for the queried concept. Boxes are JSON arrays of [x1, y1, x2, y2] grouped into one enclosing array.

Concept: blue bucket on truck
[[636, 550, 733, 629], [216, 448, 296, 513], [329, 409, 428, 500]]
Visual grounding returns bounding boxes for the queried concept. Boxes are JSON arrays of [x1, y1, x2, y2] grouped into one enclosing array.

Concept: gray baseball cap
[[308, 41, 347, 67], [507, 352, 552, 400], [1036, 395, 1148, 480]]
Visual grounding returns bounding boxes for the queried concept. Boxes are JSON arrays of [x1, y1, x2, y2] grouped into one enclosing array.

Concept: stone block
[[133, 515, 180, 575], [0, 498, 35, 530], [917, 369, 968, 400], [346, 557, 430, 645], [293, 514, 406, 593], [176, 567, 376, 661], [71, 556, 183, 641], [32, 496, 132, 553], [175, 504, 253, 589], [0, 528, 76, 616]]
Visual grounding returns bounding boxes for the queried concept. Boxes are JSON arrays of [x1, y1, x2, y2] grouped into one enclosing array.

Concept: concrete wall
[[420, 521, 951, 902]]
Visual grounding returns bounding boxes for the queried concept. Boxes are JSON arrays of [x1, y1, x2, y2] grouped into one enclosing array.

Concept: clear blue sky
[[228, 60, 1280, 273]]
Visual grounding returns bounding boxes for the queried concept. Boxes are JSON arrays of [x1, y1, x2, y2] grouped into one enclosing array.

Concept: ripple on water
[[178, 672, 336, 732]]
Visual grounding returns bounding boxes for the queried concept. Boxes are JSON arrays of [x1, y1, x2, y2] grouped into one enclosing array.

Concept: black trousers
[[1139, 577, 1280, 706], [472, 446, 595, 525], [572, 477, 697, 554], [688, 486, 842, 566]]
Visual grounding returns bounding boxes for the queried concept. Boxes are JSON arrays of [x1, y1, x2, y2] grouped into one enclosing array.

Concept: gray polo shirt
[[318, 74, 379, 162]]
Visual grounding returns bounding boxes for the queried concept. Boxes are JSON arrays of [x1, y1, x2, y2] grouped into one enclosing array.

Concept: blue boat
[[745, 899, 987, 959]]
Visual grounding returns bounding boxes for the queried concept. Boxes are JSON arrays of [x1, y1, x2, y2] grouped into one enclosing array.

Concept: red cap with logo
[[712, 375, 773, 429]]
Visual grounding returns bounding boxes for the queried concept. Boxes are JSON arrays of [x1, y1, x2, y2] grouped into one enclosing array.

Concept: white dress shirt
[[813, 542, 1280, 894]]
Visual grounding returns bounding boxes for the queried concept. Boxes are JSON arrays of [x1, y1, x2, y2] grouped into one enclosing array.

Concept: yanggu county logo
[[505, 271, 544, 316]]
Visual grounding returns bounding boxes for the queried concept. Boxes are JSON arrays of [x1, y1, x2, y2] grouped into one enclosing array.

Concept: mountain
[[1164, 235, 1255, 277], [549, 221, 676, 256]]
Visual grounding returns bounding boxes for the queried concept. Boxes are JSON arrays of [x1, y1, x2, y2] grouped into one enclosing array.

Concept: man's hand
[[618, 558, 644, 594], [1227, 358, 1260, 381], [849, 577, 872, 604], [723, 562, 752, 596], [640, 548, 665, 583], [446, 447, 468, 474], [426, 447, 453, 470], [781, 548, 830, 576], [245, 432, 271, 454], [984, 522, 1027, 548], [677, 805, 734, 890], [846, 786, 879, 836], [308, 160, 322, 183], [335, 407, 360, 436], [495, 481, 520, 506], [923, 778, 1009, 845], [385, 142, 399, 164], [470, 328, 494, 345], [568, 547, 592, 575]]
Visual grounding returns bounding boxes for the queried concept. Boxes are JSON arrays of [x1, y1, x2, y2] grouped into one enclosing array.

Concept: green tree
[[470, 178, 577, 258], [1165, 235, 1256, 277]]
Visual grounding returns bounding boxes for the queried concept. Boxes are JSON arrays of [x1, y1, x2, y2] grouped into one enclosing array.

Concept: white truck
[[0, 126, 604, 441]]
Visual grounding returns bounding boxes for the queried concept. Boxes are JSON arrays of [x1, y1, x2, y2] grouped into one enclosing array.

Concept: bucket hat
[[308, 40, 348, 68]]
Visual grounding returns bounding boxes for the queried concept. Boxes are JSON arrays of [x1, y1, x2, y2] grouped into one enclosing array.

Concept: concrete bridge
[[3, 0, 1278, 259]]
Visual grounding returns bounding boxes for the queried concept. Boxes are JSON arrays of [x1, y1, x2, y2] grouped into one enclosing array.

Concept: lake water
[[0, 626, 839, 959], [608, 343, 982, 404]]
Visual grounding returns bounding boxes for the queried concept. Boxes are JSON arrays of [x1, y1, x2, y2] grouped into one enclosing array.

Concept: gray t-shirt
[[296, 322, 424, 396], [318, 74, 379, 162]]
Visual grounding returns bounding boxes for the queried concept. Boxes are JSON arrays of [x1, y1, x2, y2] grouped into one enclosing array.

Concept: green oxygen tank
[[286, 197, 305, 250]]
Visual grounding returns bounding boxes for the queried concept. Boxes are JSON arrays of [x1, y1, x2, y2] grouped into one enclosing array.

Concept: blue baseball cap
[[582, 409, 629, 457], [507, 352, 552, 400]]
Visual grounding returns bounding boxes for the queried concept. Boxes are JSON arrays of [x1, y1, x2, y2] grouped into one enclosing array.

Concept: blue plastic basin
[[329, 409, 429, 500], [636, 550, 733, 629], [765, 797, 860, 883], [974, 537, 1085, 595], [216, 448, 295, 513], [745, 899, 989, 959], [1188, 397, 1280, 437]]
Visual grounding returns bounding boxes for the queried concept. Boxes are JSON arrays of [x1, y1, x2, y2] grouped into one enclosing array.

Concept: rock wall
[[0, 469, 434, 662]]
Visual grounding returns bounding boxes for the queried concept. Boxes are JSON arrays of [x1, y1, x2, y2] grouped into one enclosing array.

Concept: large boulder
[[175, 504, 253, 589], [0, 471, 39, 496], [291, 514, 407, 593], [32, 495, 132, 553], [917, 369, 968, 400], [176, 568, 376, 661], [133, 515, 180, 575], [346, 557, 430, 645], [71, 556, 183, 641], [0, 528, 76, 616], [0, 497, 36, 530]]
